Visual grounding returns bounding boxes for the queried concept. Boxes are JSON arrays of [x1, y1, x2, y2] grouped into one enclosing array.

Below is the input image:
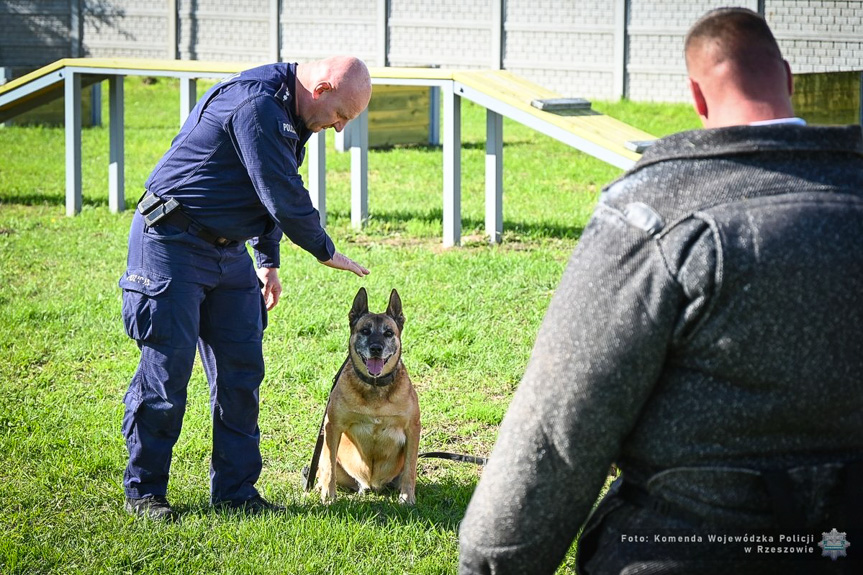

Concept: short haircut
[[684, 7, 784, 76]]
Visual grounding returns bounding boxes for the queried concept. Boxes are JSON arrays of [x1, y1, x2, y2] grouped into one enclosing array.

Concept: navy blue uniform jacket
[[144, 62, 335, 267]]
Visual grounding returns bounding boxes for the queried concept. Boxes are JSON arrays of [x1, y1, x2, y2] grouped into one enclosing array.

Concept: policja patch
[[278, 120, 298, 139]]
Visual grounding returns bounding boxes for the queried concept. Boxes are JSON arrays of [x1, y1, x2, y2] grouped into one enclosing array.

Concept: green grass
[[0, 76, 700, 574]]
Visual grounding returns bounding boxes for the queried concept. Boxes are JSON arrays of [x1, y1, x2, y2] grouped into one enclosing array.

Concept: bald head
[[321, 55, 372, 113], [296, 55, 372, 132], [685, 8, 794, 128]]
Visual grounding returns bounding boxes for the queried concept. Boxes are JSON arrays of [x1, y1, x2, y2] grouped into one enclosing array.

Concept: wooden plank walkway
[[1, 59, 655, 245], [449, 70, 656, 242]]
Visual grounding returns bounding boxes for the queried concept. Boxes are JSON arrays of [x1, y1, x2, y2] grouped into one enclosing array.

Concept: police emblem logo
[[275, 83, 291, 103], [818, 528, 850, 561], [278, 120, 298, 139]]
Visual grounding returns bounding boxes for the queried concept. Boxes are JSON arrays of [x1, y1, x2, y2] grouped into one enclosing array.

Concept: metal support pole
[[179, 77, 197, 126], [351, 110, 369, 229], [491, 0, 503, 69], [270, 0, 281, 62], [613, 0, 628, 99], [308, 130, 327, 227], [109, 75, 125, 213], [70, 0, 82, 57], [90, 83, 102, 127], [485, 110, 503, 244], [168, 0, 178, 58], [442, 88, 461, 247], [377, 0, 389, 66], [64, 71, 82, 216], [429, 86, 440, 146]]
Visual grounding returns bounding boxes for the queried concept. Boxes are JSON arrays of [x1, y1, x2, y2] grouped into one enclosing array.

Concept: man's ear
[[689, 78, 708, 120], [313, 81, 333, 100]]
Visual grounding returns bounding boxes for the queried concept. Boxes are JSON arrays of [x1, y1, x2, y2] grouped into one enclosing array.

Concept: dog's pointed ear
[[386, 289, 405, 331], [349, 287, 369, 327]]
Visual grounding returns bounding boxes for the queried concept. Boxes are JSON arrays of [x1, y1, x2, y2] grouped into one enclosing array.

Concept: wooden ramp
[[454, 70, 651, 169], [1, 59, 655, 245], [449, 69, 655, 243], [0, 58, 249, 123]]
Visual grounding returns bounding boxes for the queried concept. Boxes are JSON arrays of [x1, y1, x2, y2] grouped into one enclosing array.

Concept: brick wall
[[279, 0, 378, 64], [628, 0, 863, 101], [768, 0, 863, 73], [83, 1, 171, 60], [1, 0, 861, 104], [388, 0, 495, 69], [505, 0, 616, 99], [177, 0, 270, 62], [0, 0, 74, 68]]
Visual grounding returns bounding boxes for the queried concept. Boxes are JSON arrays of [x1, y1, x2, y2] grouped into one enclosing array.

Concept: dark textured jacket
[[458, 125, 863, 574]]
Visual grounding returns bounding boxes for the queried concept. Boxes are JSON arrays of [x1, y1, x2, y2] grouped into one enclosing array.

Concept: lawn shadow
[[177, 475, 478, 532], [370, 138, 534, 154], [0, 191, 109, 208], [303, 474, 478, 531], [328, 207, 586, 241]]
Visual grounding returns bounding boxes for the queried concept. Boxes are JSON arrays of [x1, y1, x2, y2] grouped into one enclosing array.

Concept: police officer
[[119, 56, 372, 520]]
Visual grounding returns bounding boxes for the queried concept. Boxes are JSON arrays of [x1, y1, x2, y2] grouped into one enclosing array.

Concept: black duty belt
[[618, 479, 708, 527], [137, 191, 237, 247], [620, 460, 863, 530]]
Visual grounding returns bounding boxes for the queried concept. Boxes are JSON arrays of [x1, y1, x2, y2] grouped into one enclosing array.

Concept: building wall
[[769, 0, 863, 73], [387, 0, 496, 69], [82, 1, 171, 60], [176, 0, 271, 62], [504, 0, 617, 100], [1, 0, 862, 103], [0, 0, 76, 69], [279, 0, 378, 64]]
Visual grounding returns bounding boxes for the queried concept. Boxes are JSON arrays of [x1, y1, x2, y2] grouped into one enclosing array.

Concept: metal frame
[[2, 59, 652, 246]]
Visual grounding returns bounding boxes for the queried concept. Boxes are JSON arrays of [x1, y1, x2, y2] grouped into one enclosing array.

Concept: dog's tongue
[[366, 357, 385, 376]]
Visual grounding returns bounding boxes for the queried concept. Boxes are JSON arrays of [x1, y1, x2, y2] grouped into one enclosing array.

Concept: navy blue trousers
[[120, 211, 267, 503]]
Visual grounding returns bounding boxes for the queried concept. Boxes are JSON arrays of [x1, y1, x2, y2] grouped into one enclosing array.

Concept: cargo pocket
[[119, 269, 172, 344]]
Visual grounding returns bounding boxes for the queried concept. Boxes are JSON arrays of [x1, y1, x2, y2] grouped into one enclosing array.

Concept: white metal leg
[[308, 130, 327, 227], [109, 75, 125, 212], [179, 77, 197, 126], [350, 109, 369, 229], [485, 109, 503, 244], [442, 89, 461, 247], [65, 71, 82, 216]]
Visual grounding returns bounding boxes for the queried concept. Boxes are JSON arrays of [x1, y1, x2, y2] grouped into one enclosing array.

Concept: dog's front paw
[[398, 492, 416, 506], [321, 488, 337, 505]]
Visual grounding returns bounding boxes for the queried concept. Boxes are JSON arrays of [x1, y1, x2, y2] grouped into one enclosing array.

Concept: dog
[[316, 287, 421, 505]]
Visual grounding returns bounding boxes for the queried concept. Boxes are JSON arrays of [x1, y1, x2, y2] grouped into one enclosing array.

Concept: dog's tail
[[418, 451, 488, 466]]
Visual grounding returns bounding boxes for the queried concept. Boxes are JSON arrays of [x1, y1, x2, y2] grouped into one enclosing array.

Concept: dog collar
[[353, 365, 396, 387]]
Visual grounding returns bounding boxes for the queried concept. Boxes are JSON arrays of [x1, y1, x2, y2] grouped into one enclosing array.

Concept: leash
[[302, 357, 488, 492], [303, 356, 349, 492], [418, 451, 488, 466]]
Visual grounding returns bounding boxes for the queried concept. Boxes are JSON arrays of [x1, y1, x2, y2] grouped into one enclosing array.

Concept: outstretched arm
[[319, 251, 369, 278]]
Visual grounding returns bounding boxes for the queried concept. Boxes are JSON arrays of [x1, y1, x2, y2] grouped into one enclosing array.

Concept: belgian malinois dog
[[316, 287, 421, 505]]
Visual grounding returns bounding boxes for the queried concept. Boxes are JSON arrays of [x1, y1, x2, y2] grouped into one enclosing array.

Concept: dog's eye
[[361, 328, 371, 336], [384, 329, 394, 337]]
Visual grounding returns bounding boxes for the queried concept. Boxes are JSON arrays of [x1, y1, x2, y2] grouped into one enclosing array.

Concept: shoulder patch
[[275, 82, 291, 103], [622, 202, 665, 236], [278, 120, 298, 139]]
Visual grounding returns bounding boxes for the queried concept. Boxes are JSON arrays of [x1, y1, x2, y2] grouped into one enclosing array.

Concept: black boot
[[125, 495, 177, 521]]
